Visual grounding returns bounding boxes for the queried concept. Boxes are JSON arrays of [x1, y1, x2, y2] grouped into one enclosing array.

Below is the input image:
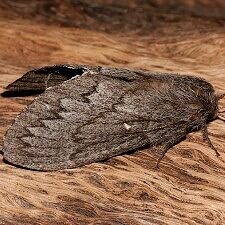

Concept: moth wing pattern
[[3, 68, 216, 170], [3, 71, 148, 170]]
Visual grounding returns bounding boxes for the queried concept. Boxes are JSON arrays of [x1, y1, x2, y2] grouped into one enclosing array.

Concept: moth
[[2, 65, 225, 171]]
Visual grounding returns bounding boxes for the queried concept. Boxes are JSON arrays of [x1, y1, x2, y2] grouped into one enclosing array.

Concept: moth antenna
[[201, 124, 220, 157]]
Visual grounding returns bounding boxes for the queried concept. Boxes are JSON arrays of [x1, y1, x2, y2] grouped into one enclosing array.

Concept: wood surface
[[0, 1, 225, 224]]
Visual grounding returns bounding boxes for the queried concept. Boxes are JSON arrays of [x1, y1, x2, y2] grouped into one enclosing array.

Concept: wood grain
[[0, 1, 225, 224]]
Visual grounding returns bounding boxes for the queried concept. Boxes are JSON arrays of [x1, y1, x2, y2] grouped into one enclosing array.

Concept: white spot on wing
[[124, 123, 131, 130]]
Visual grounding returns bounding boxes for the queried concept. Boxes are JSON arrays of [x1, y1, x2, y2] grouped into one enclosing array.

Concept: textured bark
[[0, 0, 225, 224]]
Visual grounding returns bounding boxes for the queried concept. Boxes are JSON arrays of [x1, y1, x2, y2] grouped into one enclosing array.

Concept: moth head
[[193, 84, 220, 123], [195, 77, 225, 123]]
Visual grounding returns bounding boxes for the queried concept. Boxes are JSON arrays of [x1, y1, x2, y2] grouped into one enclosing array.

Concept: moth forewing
[[2, 65, 220, 170]]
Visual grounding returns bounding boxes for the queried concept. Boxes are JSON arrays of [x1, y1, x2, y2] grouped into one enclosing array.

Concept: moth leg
[[155, 145, 170, 169], [201, 124, 220, 157], [153, 132, 188, 169]]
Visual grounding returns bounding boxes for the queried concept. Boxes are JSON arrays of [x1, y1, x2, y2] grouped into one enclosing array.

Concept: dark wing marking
[[3, 69, 211, 170], [2, 64, 98, 97]]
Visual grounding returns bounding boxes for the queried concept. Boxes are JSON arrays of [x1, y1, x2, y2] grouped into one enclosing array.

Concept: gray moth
[[2, 65, 224, 171]]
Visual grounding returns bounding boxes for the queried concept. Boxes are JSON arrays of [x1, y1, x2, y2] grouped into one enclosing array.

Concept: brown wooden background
[[0, 1, 225, 224]]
